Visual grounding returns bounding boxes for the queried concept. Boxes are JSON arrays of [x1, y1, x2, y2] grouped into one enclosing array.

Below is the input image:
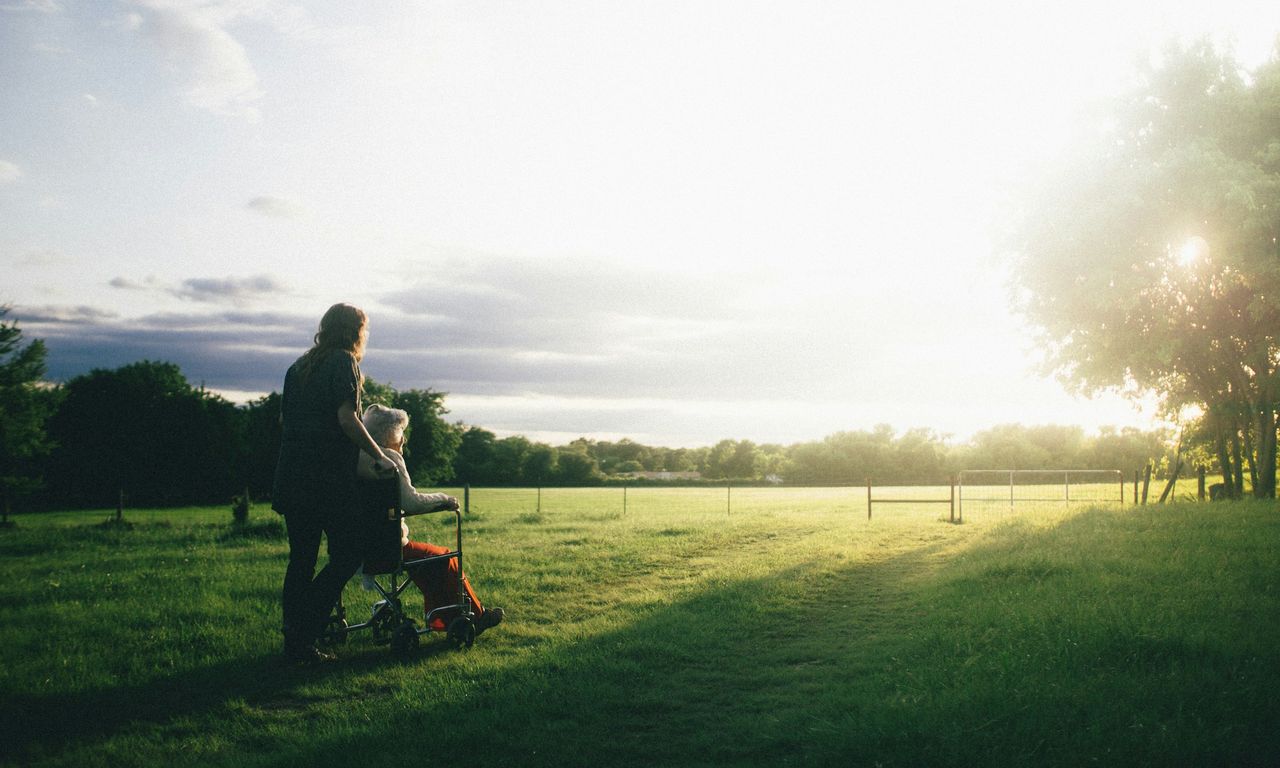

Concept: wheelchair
[[322, 471, 478, 654]]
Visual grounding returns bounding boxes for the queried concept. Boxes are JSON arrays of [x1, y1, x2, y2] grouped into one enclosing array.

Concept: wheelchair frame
[[324, 472, 478, 654]]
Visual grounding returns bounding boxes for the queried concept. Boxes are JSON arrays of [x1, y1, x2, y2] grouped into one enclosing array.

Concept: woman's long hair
[[296, 302, 368, 385]]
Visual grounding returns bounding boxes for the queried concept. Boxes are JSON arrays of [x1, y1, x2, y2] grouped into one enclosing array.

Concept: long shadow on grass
[[0, 638, 459, 765], [251, 540, 963, 768], [0, 532, 949, 767]]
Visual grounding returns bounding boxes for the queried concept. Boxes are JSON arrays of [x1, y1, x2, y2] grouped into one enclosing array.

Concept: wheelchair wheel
[[446, 616, 475, 650], [322, 616, 348, 647], [370, 606, 397, 644], [390, 620, 419, 655]]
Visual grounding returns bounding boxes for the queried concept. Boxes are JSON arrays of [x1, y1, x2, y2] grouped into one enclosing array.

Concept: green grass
[[1, 490, 1277, 767]]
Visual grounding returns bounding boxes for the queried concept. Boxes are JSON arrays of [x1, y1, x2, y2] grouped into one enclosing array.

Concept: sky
[[2, 1, 1278, 448]]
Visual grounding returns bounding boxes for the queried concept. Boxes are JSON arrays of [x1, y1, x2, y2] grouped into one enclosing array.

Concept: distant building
[[616, 471, 703, 481]]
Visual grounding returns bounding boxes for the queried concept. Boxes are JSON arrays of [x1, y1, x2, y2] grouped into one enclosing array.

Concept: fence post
[[1133, 470, 1139, 506], [1141, 464, 1152, 504], [537, 486, 542, 515], [464, 484, 470, 516], [949, 475, 955, 523], [726, 482, 731, 515], [623, 484, 627, 516], [1197, 466, 1206, 501], [866, 478, 871, 520]]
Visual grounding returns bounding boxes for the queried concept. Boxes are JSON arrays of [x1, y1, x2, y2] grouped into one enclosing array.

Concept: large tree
[[0, 308, 59, 522], [1007, 41, 1280, 498], [45, 361, 245, 508]]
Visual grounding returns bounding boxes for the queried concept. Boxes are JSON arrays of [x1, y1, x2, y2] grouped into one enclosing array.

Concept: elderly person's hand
[[372, 451, 398, 475]]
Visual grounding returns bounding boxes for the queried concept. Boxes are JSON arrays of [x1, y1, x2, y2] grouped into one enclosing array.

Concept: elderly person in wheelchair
[[357, 404, 503, 636]]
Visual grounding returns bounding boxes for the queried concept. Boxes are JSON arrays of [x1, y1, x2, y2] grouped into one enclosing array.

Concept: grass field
[[1, 488, 1277, 767]]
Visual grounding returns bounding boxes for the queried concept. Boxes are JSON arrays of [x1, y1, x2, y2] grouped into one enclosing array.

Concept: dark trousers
[[282, 505, 362, 646]]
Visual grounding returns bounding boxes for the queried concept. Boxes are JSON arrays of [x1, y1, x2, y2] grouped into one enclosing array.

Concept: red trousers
[[402, 541, 484, 630]]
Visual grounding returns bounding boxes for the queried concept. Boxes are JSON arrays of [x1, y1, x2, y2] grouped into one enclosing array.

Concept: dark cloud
[[368, 257, 886, 402], [21, 307, 311, 393], [17, 256, 891, 415], [109, 276, 156, 291], [108, 274, 287, 305], [175, 275, 285, 302], [11, 305, 119, 324]]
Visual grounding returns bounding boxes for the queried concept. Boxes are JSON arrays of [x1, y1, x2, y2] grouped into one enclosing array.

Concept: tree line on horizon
[[1, 327, 1178, 513]]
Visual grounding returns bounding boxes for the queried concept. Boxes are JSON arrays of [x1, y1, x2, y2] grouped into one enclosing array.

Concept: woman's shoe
[[285, 640, 336, 665], [474, 607, 504, 636]]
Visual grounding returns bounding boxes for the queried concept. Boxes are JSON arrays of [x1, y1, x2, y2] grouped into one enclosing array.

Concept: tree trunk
[[1158, 458, 1182, 503], [1254, 395, 1278, 499], [1231, 419, 1246, 499], [1242, 416, 1257, 496], [1215, 413, 1236, 497]]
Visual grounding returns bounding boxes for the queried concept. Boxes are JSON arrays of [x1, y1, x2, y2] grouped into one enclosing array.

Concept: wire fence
[[957, 470, 1126, 522], [430, 483, 1007, 524], [429, 470, 1139, 525]]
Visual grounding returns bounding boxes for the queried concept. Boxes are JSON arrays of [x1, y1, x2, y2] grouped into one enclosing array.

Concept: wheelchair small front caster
[[391, 619, 419, 655], [446, 616, 475, 650]]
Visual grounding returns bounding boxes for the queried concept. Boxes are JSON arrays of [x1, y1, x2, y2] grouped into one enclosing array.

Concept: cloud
[[246, 195, 303, 218], [0, 160, 21, 185], [12, 292, 949, 445], [174, 274, 286, 303], [369, 256, 885, 402], [109, 273, 286, 306], [19, 306, 312, 393], [130, 0, 263, 120], [12, 305, 119, 324], [109, 275, 160, 291]]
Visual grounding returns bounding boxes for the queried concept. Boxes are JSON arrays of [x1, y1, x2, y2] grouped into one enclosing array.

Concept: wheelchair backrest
[[357, 473, 403, 572]]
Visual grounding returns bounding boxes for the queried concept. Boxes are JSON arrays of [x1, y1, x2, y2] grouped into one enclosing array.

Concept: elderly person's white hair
[[362, 404, 409, 447]]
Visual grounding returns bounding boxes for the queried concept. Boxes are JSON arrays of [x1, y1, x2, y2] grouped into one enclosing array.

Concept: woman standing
[[272, 303, 395, 663]]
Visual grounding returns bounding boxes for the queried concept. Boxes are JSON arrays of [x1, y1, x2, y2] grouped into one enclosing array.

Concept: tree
[[892, 428, 945, 481], [522, 444, 558, 486], [391, 389, 461, 485], [453, 426, 498, 485], [242, 393, 281, 498], [556, 449, 603, 485], [703, 439, 737, 479], [46, 361, 243, 509], [1007, 41, 1280, 498], [0, 308, 59, 523], [726, 440, 761, 479], [493, 436, 533, 485], [1084, 426, 1172, 478]]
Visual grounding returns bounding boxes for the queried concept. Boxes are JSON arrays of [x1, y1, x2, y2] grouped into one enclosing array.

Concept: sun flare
[[1177, 236, 1209, 267]]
